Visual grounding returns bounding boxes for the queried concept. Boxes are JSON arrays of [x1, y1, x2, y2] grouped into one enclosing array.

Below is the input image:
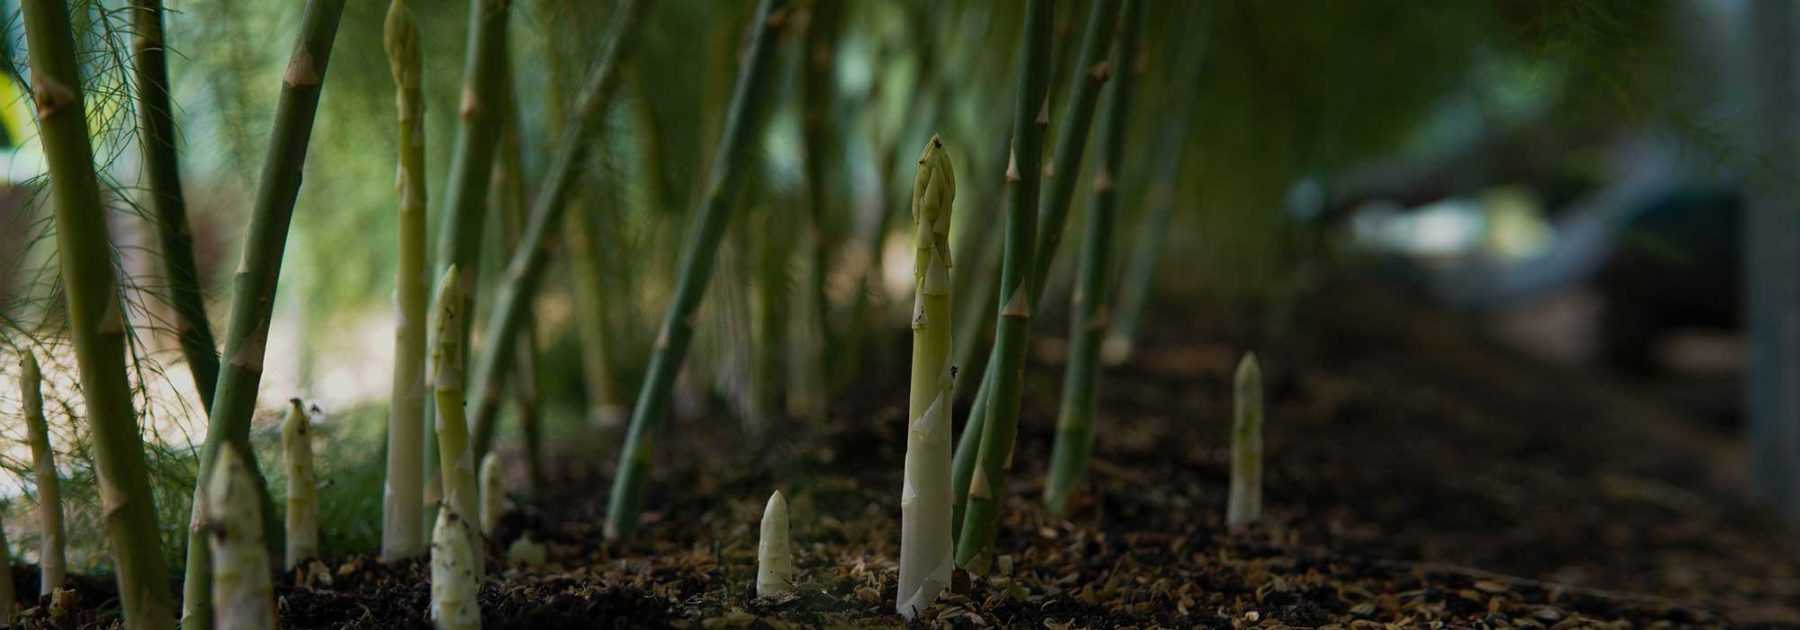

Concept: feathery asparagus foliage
[[1045, 0, 1142, 515], [899, 135, 957, 619], [953, 0, 1120, 537], [430, 266, 480, 554], [424, 0, 514, 530], [956, 0, 1056, 572], [183, 2, 346, 626], [22, 0, 178, 625], [467, 0, 643, 465], [431, 509, 481, 630], [207, 448, 276, 630], [381, 0, 429, 563], [1228, 352, 1264, 530], [604, 0, 791, 541], [131, 0, 220, 411], [283, 399, 319, 569], [20, 352, 66, 596], [757, 490, 794, 598]]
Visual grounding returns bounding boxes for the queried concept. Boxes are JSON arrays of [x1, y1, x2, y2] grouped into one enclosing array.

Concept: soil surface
[[31, 285, 1800, 628]]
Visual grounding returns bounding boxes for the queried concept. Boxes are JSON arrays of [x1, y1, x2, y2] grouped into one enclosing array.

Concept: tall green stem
[[131, 0, 220, 411], [431, 267, 480, 553], [796, 0, 844, 417], [423, 0, 512, 529], [953, 0, 1119, 538], [22, 0, 178, 624], [899, 136, 956, 618], [182, 2, 345, 627], [20, 352, 65, 595], [1045, 0, 1141, 514], [605, 0, 789, 541], [381, 0, 428, 563], [467, 0, 642, 464], [955, 0, 1055, 572]]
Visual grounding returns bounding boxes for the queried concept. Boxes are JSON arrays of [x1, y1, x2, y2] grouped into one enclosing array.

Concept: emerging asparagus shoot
[[21, 352, 66, 595], [382, 0, 429, 563], [757, 491, 795, 598], [283, 399, 319, 569], [899, 134, 957, 619], [1227, 352, 1264, 530], [431, 508, 481, 630], [479, 453, 503, 536], [207, 448, 277, 630], [432, 266, 481, 569]]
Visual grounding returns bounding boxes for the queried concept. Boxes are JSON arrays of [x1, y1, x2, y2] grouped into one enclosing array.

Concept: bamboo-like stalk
[[182, 4, 345, 625], [131, 0, 220, 410], [431, 509, 481, 630], [22, 0, 178, 625], [283, 399, 319, 569], [1045, 0, 1141, 515], [898, 135, 957, 619], [381, 0, 429, 563], [466, 0, 642, 464], [21, 352, 65, 595], [206, 448, 276, 630], [423, 0, 513, 532], [955, 0, 1055, 572], [953, 0, 1120, 543], [431, 266, 480, 545], [1227, 352, 1264, 530], [604, 0, 790, 541], [756, 490, 794, 598]]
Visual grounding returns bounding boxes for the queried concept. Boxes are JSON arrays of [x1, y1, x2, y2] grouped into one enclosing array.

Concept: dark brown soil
[[32, 285, 1800, 628]]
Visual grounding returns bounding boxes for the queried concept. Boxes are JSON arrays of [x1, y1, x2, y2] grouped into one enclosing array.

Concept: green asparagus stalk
[[479, 452, 502, 536], [899, 135, 957, 619], [382, 0, 429, 563], [1044, 0, 1141, 515], [1227, 352, 1263, 530], [467, 0, 642, 464], [20, 352, 65, 595], [282, 399, 319, 569], [756, 490, 794, 598], [206, 448, 276, 630], [955, 0, 1056, 572], [604, 0, 790, 541], [431, 266, 480, 549], [183, 2, 345, 626], [431, 509, 481, 630], [131, 0, 221, 410], [424, 0, 513, 532], [953, 0, 1121, 535], [22, 0, 179, 624]]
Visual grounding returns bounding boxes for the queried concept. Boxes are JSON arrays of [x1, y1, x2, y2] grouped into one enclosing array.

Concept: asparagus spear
[[899, 135, 958, 619], [207, 449, 277, 630], [20, 352, 65, 595], [381, 0, 429, 563], [1227, 352, 1264, 530], [283, 399, 319, 569]]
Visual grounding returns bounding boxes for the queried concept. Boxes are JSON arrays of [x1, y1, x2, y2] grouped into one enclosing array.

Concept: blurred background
[[0, 0, 1792, 571]]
